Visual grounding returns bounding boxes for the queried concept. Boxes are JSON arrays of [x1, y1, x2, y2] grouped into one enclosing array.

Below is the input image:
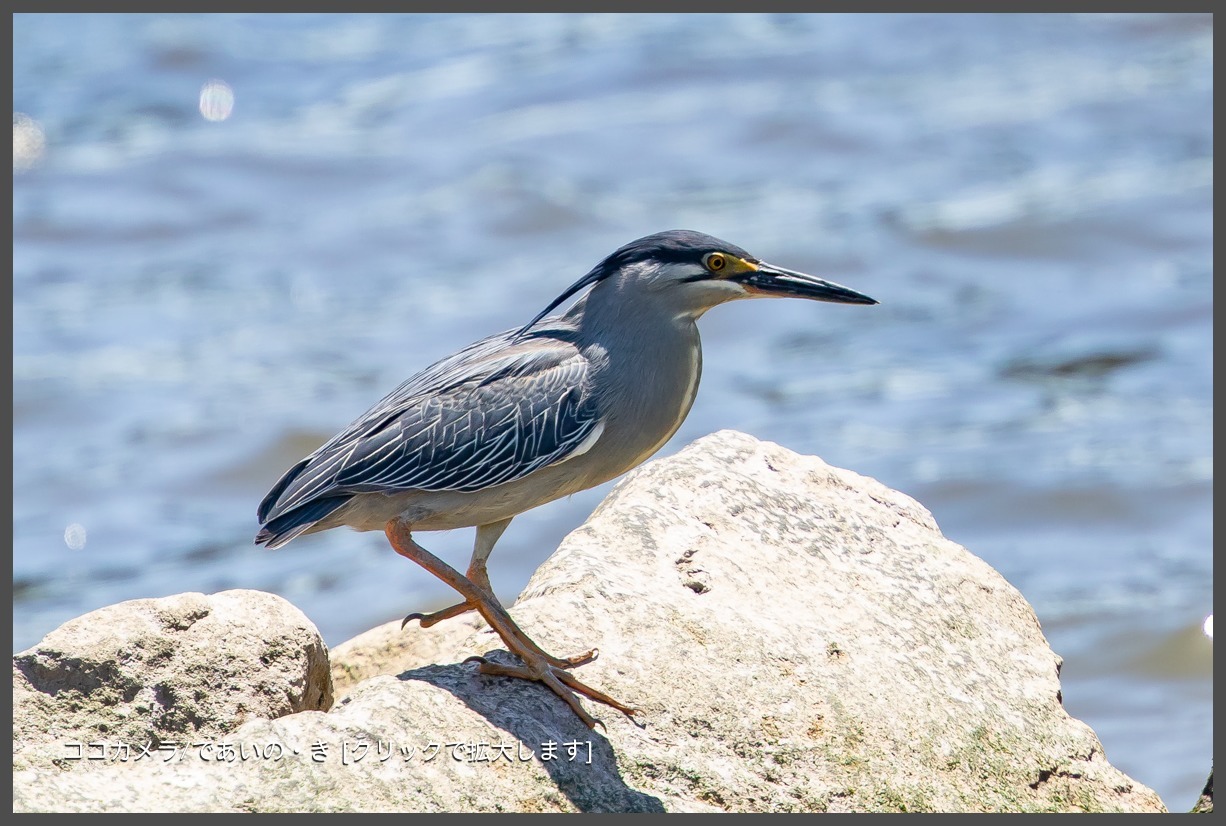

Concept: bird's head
[[520, 230, 877, 334]]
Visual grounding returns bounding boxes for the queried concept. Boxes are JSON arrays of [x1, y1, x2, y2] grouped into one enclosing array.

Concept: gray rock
[[330, 612, 486, 698], [13, 589, 333, 773], [12, 431, 1166, 812]]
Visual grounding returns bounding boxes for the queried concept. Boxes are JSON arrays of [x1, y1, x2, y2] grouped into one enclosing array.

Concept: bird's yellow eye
[[705, 253, 727, 273]]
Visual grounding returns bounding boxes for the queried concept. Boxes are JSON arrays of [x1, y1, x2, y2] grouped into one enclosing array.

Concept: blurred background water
[[12, 13, 1211, 809]]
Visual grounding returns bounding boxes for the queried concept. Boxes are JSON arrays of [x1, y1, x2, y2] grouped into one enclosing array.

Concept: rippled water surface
[[13, 13, 1211, 809]]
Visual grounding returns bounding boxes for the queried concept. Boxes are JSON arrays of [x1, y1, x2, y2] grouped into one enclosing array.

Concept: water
[[13, 13, 1211, 810]]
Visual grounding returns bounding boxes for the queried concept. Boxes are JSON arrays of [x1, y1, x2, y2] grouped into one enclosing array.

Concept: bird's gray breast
[[575, 319, 703, 485]]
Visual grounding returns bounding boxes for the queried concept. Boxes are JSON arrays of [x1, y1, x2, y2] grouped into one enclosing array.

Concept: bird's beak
[[737, 261, 878, 305]]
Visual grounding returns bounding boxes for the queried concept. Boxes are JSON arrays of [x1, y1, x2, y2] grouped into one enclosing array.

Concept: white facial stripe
[[652, 261, 709, 282]]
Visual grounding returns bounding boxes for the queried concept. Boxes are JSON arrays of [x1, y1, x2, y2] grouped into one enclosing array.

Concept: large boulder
[[12, 431, 1165, 812]]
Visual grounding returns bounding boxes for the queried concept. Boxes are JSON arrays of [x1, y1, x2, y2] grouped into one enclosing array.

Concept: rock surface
[[330, 612, 485, 698], [13, 589, 333, 776], [12, 431, 1167, 812]]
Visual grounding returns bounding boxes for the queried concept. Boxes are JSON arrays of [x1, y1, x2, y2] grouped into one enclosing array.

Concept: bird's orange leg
[[401, 519, 513, 630], [401, 557, 495, 629], [401, 554, 588, 669], [400, 528, 593, 669], [386, 520, 638, 729]]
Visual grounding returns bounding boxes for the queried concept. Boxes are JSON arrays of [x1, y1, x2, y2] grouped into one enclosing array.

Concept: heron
[[256, 229, 877, 727]]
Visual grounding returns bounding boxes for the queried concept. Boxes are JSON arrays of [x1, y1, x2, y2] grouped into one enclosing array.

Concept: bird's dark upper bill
[[740, 263, 878, 305]]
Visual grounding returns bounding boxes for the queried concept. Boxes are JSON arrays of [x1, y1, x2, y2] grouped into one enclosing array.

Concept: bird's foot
[[383, 522, 630, 727], [464, 652, 639, 730], [404, 603, 599, 669], [402, 558, 498, 630], [402, 600, 474, 629], [481, 611, 600, 669]]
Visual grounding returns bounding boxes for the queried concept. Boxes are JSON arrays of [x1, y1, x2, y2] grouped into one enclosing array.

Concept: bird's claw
[[401, 599, 477, 630], [472, 654, 638, 730], [559, 647, 599, 668]]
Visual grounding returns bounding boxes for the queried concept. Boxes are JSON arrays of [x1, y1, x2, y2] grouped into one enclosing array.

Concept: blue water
[[13, 13, 1211, 810]]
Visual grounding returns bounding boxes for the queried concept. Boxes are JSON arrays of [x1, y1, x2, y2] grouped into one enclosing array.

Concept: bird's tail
[[255, 496, 351, 550]]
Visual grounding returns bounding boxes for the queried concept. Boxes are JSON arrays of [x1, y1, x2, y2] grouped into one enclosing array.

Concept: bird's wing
[[257, 332, 600, 525]]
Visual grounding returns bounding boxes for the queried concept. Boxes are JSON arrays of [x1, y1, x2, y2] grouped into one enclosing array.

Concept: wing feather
[[258, 329, 600, 526]]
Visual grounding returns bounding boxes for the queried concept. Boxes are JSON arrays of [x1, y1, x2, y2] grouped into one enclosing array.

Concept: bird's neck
[[568, 284, 703, 372], [566, 286, 704, 477]]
